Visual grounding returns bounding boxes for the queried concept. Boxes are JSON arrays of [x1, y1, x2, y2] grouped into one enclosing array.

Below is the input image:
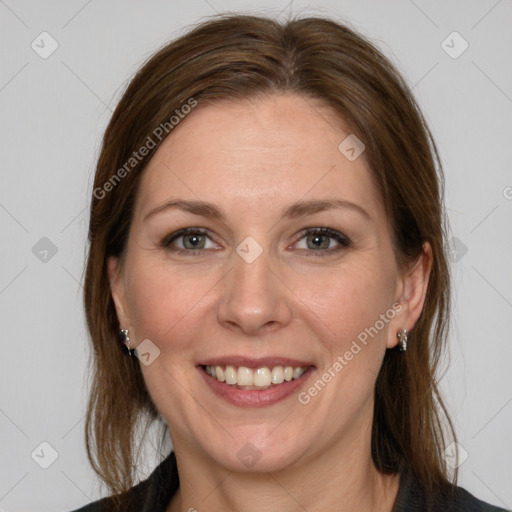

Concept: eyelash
[[161, 227, 351, 257]]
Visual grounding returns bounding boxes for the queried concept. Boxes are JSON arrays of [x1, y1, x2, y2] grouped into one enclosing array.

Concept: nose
[[216, 247, 293, 336]]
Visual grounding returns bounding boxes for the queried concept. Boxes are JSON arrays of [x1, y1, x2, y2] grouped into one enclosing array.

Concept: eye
[[294, 227, 351, 254], [162, 228, 219, 254], [161, 227, 350, 256]]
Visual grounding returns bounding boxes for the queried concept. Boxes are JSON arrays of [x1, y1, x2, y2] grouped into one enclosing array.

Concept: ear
[[387, 242, 432, 349], [108, 256, 132, 329]]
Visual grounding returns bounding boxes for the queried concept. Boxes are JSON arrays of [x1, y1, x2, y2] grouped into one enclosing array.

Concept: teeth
[[292, 367, 304, 379], [254, 367, 271, 387], [237, 367, 253, 386], [204, 364, 307, 387], [215, 365, 225, 382], [271, 366, 284, 384], [225, 365, 237, 385]]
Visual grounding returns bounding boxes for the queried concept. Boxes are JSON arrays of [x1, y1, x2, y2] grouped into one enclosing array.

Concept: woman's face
[[110, 93, 424, 472]]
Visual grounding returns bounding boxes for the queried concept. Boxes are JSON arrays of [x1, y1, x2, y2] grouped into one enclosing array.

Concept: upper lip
[[197, 356, 314, 369]]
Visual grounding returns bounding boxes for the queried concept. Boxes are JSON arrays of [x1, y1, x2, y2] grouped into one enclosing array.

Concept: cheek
[[292, 261, 397, 423], [293, 259, 397, 354], [124, 255, 223, 353], [123, 258, 222, 430]]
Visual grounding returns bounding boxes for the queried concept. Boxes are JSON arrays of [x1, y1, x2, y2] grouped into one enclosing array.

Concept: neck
[[167, 418, 400, 512]]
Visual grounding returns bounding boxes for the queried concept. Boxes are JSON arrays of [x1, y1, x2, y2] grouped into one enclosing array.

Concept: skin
[[109, 93, 432, 512]]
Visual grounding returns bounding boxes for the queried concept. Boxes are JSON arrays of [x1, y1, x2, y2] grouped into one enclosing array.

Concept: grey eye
[[182, 233, 206, 249], [305, 234, 333, 250]]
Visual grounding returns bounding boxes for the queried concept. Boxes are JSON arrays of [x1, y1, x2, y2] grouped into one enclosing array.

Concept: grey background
[[1, 1, 511, 511]]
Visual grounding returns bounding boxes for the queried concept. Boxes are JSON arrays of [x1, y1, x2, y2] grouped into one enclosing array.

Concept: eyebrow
[[143, 198, 371, 222]]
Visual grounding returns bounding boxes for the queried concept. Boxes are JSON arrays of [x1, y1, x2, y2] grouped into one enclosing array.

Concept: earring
[[118, 329, 135, 356], [397, 328, 408, 352]]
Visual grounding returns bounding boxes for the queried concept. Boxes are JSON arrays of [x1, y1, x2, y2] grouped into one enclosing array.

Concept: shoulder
[[69, 479, 152, 512], [69, 452, 179, 512], [438, 487, 506, 512], [394, 468, 509, 512]]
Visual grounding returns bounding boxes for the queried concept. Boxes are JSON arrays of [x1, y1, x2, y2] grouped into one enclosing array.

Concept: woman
[[75, 14, 507, 512]]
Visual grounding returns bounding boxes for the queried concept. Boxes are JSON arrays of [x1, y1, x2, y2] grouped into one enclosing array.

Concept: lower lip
[[198, 367, 314, 408]]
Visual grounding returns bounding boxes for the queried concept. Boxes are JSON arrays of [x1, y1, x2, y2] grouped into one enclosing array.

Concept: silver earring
[[397, 328, 408, 352], [118, 329, 135, 356]]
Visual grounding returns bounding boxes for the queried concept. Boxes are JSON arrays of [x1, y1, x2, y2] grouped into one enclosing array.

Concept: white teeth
[[293, 367, 306, 379], [225, 365, 237, 385], [254, 367, 271, 387], [271, 366, 284, 384], [237, 367, 253, 386], [215, 365, 225, 382], [204, 364, 308, 387]]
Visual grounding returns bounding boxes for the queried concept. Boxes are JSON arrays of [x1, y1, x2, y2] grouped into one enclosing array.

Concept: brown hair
[[84, 13, 455, 502]]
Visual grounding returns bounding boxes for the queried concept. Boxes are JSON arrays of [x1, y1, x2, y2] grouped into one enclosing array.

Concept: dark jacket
[[73, 452, 509, 511]]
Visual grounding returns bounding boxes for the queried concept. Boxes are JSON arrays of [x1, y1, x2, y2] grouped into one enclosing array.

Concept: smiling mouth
[[202, 364, 309, 389]]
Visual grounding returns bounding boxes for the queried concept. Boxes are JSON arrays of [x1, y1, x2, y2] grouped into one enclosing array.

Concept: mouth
[[197, 358, 315, 407], [202, 364, 308, 389]]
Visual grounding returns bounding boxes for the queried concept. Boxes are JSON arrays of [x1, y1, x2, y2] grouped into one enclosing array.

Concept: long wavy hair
[[83, 14, 455, 504]]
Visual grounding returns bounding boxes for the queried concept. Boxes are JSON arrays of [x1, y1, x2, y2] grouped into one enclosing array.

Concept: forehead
[[135, 93, 384, 221]]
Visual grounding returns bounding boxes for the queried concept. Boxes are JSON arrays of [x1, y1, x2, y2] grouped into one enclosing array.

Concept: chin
[[196, 425, 315, 474]]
